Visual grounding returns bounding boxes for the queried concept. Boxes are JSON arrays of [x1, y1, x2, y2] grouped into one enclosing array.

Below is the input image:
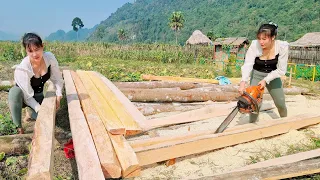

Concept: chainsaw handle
[[257, 84, 264, 90]]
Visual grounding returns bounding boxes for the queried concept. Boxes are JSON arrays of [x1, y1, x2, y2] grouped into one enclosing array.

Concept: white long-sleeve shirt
[[241, 40, 289, 84], [14, 52, 64, 112]]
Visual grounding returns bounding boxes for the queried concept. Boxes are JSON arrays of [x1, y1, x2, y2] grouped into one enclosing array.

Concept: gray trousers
[[8, 86, 44, 128], [249, 70, 287, 122]]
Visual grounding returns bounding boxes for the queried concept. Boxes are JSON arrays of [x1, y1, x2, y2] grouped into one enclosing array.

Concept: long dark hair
[[257, 22, 278, 38], [22, 33, 43, 50]]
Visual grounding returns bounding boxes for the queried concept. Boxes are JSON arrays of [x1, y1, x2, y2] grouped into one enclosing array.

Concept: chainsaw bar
[[215, 106, 239, 133]]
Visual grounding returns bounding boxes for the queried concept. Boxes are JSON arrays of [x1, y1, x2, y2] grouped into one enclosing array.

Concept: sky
[[0, 0, 133, 38]]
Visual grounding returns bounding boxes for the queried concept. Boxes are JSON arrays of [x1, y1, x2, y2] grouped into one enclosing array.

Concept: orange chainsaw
[[215, 85, 264, 133]]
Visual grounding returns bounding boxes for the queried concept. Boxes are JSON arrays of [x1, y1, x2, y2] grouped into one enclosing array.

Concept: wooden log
[[133, 113, 320, 166], [114, 81, 197, 90], [141, 74, 241, 84], [77, 71, 125, 135], [120, 88, 239, 102], [107, 133, 140, 178], [121, 87, 182, 91], [201, 157, 320, 180], [63, 70, 105, 180], [135, 102, 214, 116], [136, 103, 177, 116], [71, 71, 121, 178], [0, 80, 15, 86], [189, 85, 310, 95], [0, 80, 15, 91], [27, 83, 56, 180], [87, 72, 142, 135], [0, 134, 32, 155], [142, 103, 274, 131], [94, 72, 147, 129]]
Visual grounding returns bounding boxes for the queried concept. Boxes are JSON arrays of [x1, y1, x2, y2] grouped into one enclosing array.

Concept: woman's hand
[[238, 81, 246, 95], [258, 80, 266, 89], [56, 96, 62, 110]]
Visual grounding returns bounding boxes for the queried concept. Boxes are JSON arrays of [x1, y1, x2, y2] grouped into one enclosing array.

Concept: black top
[[30, 65, 51, 93], [253, 54, 279, 73]]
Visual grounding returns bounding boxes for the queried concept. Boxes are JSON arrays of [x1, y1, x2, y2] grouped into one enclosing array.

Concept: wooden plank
[[77, 70, 125, 135], [94, 72, 147, 129], [143, 103, 275, 131], [27, 83, 56, 180], [71, 71, 121, 178], [108, 133, 140, 178], [88, 71, 142, 135], [235, 148, 320, 172], [200, 158, 320, 180], [133, 113, 320, 166], [141, 74, 241, 84], [63, 70, 104, 180]]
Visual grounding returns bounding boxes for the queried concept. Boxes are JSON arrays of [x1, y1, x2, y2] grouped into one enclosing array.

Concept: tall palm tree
[[71, 17, 84, 41], [168, 11, 185, 45], [117, 28, 126, 41]]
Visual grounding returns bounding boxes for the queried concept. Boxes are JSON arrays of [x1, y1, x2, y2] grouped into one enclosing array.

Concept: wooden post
[[313, 65, 316, 82], [289, 67, 293, 87]]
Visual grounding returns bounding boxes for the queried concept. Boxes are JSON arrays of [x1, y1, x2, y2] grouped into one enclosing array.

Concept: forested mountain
[[46, 26, 97, 42], [88, 0, 320, 44]]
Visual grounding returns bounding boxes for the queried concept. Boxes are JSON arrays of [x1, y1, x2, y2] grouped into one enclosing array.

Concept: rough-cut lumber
[[71, 71, 121, 178], [235, 148, 320, 172], [77, 71, 125, 135], [87, 71, 142, 135], [143, 103, 275, 131], [114, 81, 197, 90], [63, 70, 105, 180], [27, 83, 56, 180], [108, 133, 140, 178], [200, 158, 320, 180], [133, 113, 320, 166], [121, 88, 239, 102], [94, 72, 147, 129], [0, 134, 32, 155], [141, 74, 241, 84]]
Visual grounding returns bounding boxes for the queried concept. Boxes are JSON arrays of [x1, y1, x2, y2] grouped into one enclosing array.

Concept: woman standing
[[238, 23, 289, 122], [8, 33, 64, 134]]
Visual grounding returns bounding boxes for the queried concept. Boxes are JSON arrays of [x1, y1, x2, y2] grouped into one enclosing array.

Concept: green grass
[[66, 56, 236, 82]]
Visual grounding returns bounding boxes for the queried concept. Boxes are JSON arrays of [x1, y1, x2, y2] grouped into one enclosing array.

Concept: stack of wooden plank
[[62, 70, 320, 179]]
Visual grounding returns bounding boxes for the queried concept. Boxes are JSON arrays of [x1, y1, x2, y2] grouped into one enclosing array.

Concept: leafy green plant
[[0, 152, 5, 161], [5, 157, 17, 166], [0, 113, 18, 135]]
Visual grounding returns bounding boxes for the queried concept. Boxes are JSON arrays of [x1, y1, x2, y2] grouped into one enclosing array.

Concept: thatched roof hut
[[289, 32, 320, 64], [290, 32, 320, 47], [186, 30, 212, 45], [213, 37, 249, 46]]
